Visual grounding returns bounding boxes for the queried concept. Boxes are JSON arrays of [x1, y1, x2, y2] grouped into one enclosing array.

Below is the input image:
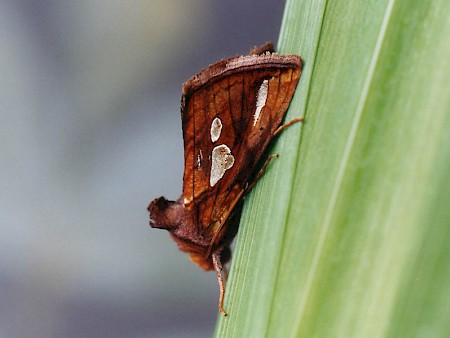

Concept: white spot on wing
[[210, 144, 235, 187], [196, 149, 203, 169], [253, 79, 269, 126], [210, 117, 222, 143]]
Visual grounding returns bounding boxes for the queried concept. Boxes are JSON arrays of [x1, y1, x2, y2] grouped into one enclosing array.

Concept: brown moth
[[148, 43, 302, 316]]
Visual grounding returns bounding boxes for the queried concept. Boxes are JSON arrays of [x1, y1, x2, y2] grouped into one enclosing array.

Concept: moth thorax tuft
[[148, 197, 183, 230]]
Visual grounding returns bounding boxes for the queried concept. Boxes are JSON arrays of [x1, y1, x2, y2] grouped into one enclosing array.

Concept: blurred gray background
[[0, 1, 285, 337]]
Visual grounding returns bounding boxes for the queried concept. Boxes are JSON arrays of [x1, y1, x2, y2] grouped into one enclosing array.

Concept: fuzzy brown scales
[[148, 43, 302, 316]]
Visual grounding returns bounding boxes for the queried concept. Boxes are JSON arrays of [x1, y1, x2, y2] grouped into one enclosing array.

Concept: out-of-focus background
[[0, 1, 285, 337]]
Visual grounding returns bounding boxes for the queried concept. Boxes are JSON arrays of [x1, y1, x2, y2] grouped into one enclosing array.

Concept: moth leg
[[244, 118, 304, 195], [245, 154, 279, 194], [212, 250, 228, 316], [273, 117, 304, 137]]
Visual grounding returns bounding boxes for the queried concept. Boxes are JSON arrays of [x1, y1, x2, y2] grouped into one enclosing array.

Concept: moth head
[[148, 196, 183, 231]]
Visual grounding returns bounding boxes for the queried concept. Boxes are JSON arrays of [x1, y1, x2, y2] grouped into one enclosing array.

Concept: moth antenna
[[273, 117, 304, 137], [244, 154, 279, 194], [212, 251, 228, 316]]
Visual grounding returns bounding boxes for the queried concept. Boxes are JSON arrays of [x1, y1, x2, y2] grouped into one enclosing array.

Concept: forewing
[[181, 53, 302, 235]]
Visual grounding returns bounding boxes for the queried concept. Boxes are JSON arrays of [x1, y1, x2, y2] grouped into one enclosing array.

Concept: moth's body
[[148, 43, 302, 315]]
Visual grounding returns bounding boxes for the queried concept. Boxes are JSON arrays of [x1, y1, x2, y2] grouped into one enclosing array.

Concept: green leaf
[[215, 0, 450, 337]]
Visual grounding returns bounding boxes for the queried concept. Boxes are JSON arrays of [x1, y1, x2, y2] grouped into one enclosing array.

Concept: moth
[[148, 43, 302, 316]]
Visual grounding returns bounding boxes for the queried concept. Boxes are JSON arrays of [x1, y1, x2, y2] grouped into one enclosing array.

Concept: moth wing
[[181, 53, 302, 237]]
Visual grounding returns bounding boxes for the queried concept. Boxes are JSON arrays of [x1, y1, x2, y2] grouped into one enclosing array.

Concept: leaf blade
[[215, 0, 450, 337]]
